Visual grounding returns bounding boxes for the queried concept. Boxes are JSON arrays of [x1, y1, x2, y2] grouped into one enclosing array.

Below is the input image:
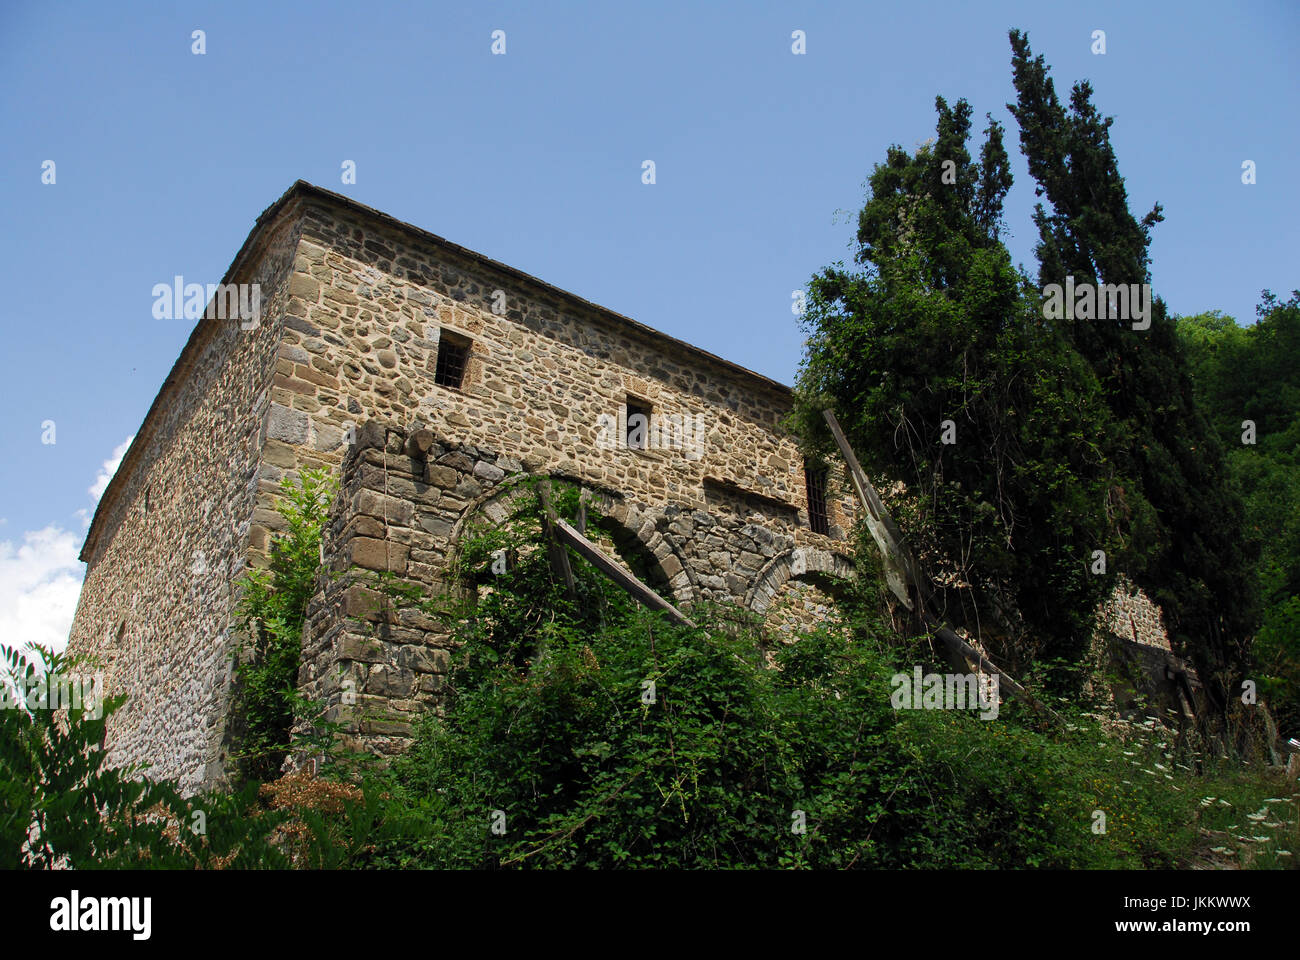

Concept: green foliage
[[350, 482, 1274, 869], [1178, 293, 1300, 737], [0, 642, 397, 868], [788, 97, 1127, 687], [1, 645, 259, 867], [230, 468, 338, 782], [6, 484, 1292, 869], [0, 644, 180, 867], [1007, 29, 1259, 708]]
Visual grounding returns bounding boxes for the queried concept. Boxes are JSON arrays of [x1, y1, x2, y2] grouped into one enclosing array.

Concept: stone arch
[[595, 500, 699, 607], [746, 546, 855, 617], [445, 474, 697, 607]]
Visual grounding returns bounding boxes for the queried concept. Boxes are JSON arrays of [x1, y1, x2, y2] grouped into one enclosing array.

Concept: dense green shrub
[[353, 482, 1286, 869]]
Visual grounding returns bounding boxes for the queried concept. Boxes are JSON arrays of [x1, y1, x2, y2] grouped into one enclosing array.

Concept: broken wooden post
[[537, 480, 578, 604], [576, 489, 590, 535], [553, 517, 696, 628], [822, 408, 1057, 723]]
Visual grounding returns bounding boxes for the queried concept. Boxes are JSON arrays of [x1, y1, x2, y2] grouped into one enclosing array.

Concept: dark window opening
[[434, 330, 471, 389], [626, 397, 652, 450], [805, 462, 829, 535]]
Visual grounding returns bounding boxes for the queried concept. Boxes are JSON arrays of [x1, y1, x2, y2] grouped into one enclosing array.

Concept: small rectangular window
[[805, 462, 829, 535], [434, 330, 471, 389], [626, 397, 652, 451]]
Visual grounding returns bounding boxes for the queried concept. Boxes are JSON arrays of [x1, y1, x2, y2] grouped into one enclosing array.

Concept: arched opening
[[446, 476, 695, 614], [747, 547, 855, 658]]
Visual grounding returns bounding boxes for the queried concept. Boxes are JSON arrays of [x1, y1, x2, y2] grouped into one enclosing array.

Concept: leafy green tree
[[789, 97, 1128, 686], [1007, 30, 1260, 712], [1178, 293, 1300, 737]]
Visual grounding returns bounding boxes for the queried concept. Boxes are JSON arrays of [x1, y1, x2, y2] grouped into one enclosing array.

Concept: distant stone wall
[[1098, 575, 1171, 651], [66, 208, 303, 794]]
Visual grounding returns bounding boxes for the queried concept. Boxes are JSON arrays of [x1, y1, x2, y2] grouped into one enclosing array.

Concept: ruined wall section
[[66, 209, 304, 794], [298, 422, 857, 757], [1097, 574, 1171, 651]]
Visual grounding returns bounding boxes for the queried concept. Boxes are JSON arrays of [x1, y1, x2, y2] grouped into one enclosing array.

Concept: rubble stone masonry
[[67, 183, 859, 787], [67, 201, 304, 795]]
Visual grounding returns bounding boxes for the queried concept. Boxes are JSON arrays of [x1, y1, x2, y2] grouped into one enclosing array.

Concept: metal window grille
[[805, 463, 829, 535], [434, 333, 470, 389]]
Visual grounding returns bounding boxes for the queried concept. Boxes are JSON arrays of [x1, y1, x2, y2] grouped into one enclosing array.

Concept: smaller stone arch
[[598, 501, 699, 607], [746, 546, 855, 617], [445, 474, 698, 608]]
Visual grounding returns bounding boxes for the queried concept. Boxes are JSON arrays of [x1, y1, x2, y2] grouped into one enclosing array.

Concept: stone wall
[[248, 193, 858, 561], [66, 204, 304, 794], [297, 422, 858, 757], [1097, 574, 1171, 651], [70, 182, 858, 784]]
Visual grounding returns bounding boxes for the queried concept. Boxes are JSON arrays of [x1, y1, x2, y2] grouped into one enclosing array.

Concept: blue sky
[[1, 0, 1296, 650]]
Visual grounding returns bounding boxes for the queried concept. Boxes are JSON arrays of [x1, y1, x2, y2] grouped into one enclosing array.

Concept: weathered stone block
[[350, 537, 409, 572], [266, 403, 310, 444], [426, 464, 459, 487]]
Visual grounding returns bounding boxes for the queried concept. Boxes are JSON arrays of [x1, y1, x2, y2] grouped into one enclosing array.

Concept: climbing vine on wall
[[229, 468, 337, 782]]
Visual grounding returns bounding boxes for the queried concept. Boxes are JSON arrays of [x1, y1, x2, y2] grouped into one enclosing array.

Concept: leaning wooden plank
[[537, 480, 578, 603], [822, 409, 916, 610], [553, 518, 696, 628], [822, 409, 1058, 723], [930, 622, 1031, 704]]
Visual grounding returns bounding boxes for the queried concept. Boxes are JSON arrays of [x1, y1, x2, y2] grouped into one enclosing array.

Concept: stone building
[[68, 182, 1189, 794], [68, 182, 860, 793]]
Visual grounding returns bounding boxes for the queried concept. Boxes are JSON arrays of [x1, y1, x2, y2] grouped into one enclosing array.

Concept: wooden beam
[[822, 409, 916, 609], [537, 481, 578, 604], [822, 408, 1057, 723], [553, 517, 696, 628]]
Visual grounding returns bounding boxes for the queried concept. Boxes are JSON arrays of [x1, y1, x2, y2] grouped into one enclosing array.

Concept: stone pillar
[[295, 420, 517, 758]]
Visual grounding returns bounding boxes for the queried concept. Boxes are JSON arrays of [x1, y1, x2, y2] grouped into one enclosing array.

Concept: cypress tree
[[793, 97, 1126, 686], [1006, 30, 1259, 712]]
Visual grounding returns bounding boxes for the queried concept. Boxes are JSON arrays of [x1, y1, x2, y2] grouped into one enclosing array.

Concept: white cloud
[[0, 526, 83, 655], [89, 435, 134, 502], [0, 435, 135, 656]]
